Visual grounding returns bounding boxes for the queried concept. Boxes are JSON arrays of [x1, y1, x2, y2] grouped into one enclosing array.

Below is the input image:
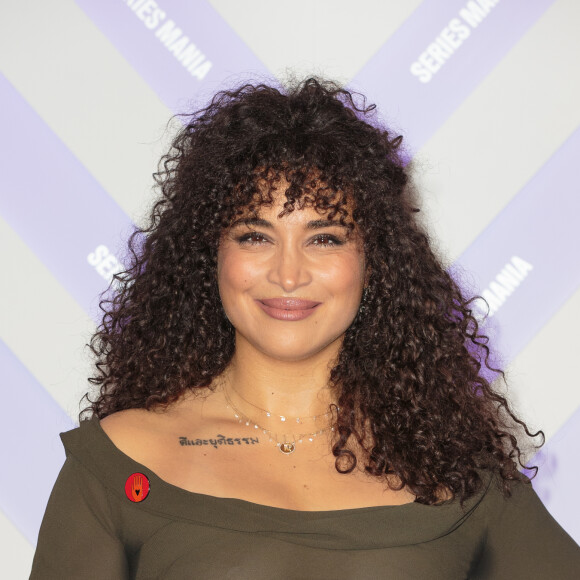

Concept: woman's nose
[[266, 243, 312, 292]]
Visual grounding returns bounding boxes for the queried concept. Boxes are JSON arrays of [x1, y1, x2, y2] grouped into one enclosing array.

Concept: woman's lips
[[256, 298, 322, 321]]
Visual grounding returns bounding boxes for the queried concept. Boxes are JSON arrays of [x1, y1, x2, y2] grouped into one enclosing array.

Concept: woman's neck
[[218, 342, 338, 420]]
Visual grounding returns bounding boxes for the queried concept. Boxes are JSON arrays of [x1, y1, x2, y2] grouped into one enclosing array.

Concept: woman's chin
[[247, 336, 343, 363]]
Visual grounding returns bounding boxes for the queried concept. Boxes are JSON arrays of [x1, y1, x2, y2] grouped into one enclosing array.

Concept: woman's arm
[[30, 455, 130, 579]]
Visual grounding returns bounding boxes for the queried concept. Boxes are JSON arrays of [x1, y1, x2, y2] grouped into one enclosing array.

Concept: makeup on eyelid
[[235, 232, 345, 247]]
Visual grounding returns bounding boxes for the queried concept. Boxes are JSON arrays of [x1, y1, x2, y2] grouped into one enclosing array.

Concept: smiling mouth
[[255, 299, 322, 321], [259, 298, 322, 310]]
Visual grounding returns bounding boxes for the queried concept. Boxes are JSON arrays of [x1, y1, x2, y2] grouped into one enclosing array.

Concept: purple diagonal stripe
[[449, 124, 580, 541], [75, 0, 270, 113], [0, 338, 74, 544], [452, 122, 580, 536], [0, 73, 134, 319], [530, 406, 580, 545], [454, 125, 580, 366], [352, 0, 556, 154]]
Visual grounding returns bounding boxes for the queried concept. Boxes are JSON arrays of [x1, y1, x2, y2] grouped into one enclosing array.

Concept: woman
[[31, 78, 579, 578]]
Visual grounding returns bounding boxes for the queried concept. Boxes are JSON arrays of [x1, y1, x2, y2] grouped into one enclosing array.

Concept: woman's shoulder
[[59, 407, 176, 475], [99, 389, 212, 444], [469, 470, 554, 531], [58, 409, 148, 463], [98, 406, 192, 473], [99, 408, 157, 454]]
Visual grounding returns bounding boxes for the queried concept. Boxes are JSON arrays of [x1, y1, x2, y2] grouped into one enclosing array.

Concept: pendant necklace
[[223, 387, 338, 455]]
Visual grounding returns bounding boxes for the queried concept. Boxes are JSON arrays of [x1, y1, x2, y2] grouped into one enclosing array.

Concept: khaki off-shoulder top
[[30, 416, 580, 579]]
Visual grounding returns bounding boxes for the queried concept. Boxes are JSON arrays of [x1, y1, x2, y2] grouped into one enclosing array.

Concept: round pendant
[[279, 442, 296, 454]]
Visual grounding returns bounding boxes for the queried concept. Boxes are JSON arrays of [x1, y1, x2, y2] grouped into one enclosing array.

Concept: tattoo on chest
[[178, 435, 260, 448]]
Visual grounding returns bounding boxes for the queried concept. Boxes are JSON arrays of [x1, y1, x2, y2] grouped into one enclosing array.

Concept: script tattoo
[[178, 434, 259, 448]]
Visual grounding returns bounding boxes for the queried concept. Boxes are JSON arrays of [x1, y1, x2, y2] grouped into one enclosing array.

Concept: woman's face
[[217, 188, 367, 362]]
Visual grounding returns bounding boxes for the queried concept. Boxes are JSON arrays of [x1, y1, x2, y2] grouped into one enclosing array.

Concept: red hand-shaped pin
[[125, 472, 150, 502]]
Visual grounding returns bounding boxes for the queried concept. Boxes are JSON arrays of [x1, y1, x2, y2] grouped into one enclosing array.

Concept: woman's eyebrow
[[230, 217, 350, 230], [229, 217, 270, 228], [305, 219, 350, 231]]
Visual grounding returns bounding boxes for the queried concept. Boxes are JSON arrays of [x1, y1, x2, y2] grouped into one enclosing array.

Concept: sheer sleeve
[[30, 455, 129, 579], [471, 479, 580, 579]]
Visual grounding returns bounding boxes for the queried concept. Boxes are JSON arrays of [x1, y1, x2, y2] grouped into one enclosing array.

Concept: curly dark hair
[[82, 77, 543, 505]]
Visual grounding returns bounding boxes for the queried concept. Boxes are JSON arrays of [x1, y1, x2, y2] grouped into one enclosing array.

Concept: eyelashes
[[235, 231, 345, 248]]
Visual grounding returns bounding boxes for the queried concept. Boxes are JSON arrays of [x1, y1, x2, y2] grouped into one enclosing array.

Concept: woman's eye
[[236, 232, 268, 245], [311, 234, 343, 247], [235, 232, 344, 247]]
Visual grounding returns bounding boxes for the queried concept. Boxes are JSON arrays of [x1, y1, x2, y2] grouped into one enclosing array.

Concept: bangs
[[219, 165, 358, 237]]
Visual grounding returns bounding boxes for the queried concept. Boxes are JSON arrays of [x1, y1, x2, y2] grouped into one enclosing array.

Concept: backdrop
[[1, 1, 579, 576]]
